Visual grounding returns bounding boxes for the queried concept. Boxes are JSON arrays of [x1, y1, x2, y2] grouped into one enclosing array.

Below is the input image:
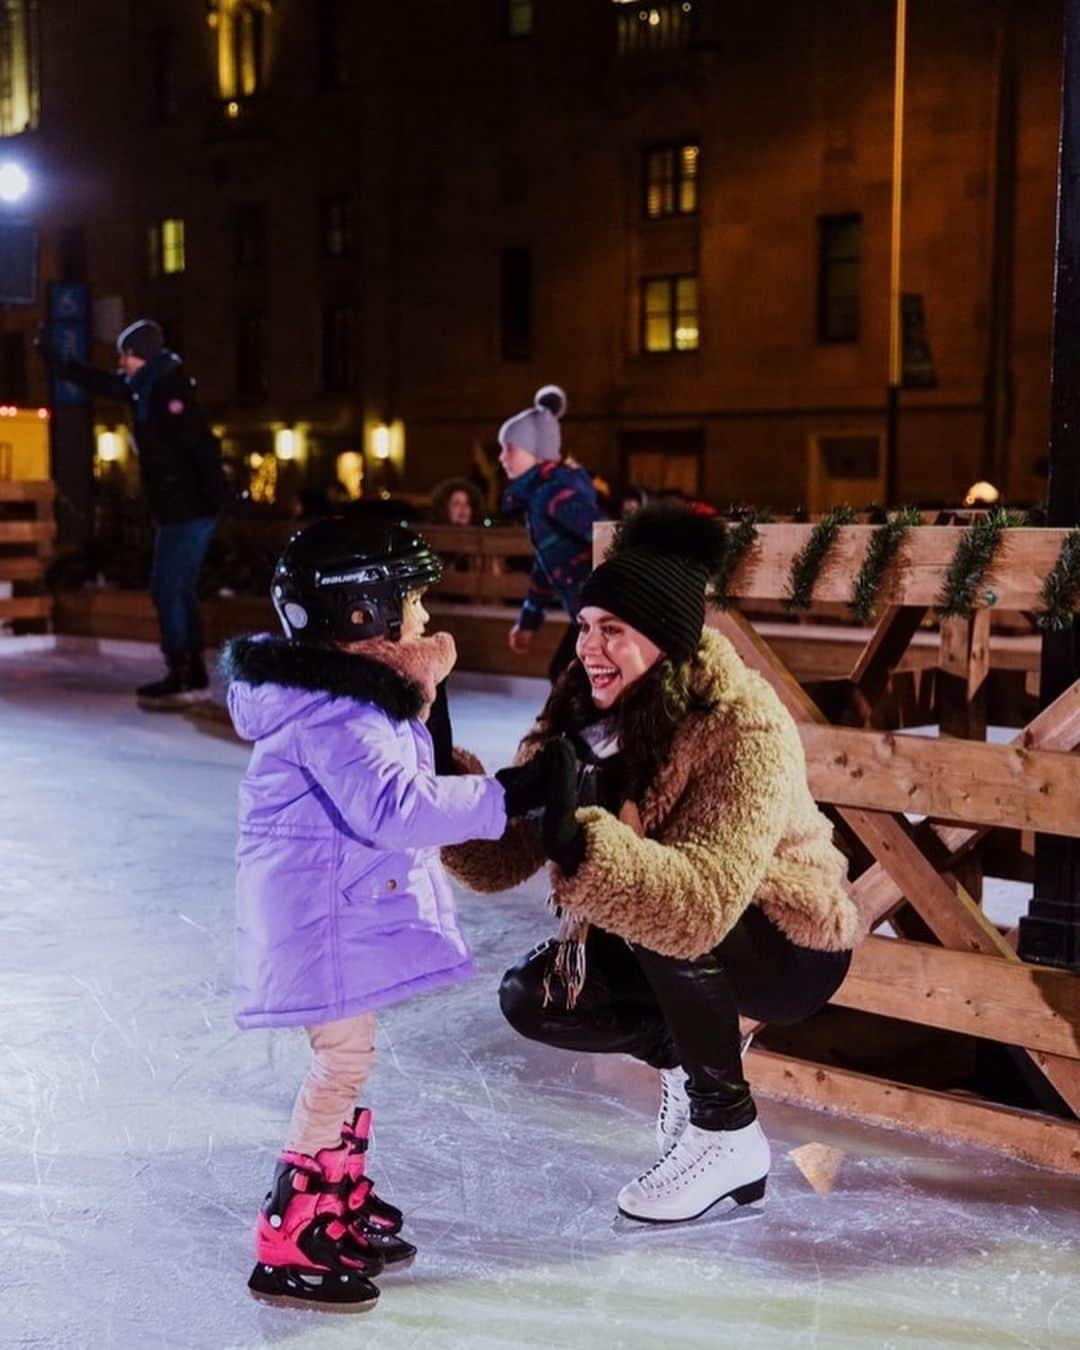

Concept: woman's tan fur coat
[[443, 628, 858, 960]]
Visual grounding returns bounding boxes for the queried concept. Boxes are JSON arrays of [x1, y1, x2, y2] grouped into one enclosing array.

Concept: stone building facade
[[0, 0, 1065, 512]]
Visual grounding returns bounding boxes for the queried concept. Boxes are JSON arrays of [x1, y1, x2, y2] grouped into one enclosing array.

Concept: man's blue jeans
[[149, 517, 217, 665]]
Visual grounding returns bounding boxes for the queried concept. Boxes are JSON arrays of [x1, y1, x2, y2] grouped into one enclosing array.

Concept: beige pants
[[284, 1011, 377, 1157]]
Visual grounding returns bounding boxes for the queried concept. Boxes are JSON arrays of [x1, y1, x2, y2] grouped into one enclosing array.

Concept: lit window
[[0, 0, 40, 136], [506, 0, 533, 38], [162, 219, 186, 274], [644, 142, 699, 219], [321, 194, 353, 259], [613, 1, 693, 55], [818, 214, 861, 343], [642, 274, 699, 353], [209, 0, 269, 100]]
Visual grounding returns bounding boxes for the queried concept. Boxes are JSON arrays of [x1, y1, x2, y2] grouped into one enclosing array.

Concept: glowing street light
[[0, 161, 30, 205]]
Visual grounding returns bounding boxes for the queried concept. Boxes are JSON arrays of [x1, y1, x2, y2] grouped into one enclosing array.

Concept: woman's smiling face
[[575, 605, 663, 709]]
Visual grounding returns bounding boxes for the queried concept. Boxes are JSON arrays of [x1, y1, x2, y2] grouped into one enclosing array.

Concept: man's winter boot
[[617, 1120, 770, 1224], [656, 1067, 690, 1156], [136, 657, 210, 711], [340, 1107, 417, 1265], [187, 651, 210, 690], [248, 1144, 384, 1311]]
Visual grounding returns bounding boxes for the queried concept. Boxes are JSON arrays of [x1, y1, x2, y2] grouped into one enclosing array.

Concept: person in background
[[429, 476, 486, 601], [431, 477, 482, 528], [498, 385, 601, 682], [38, 318, 226, 709], [619, 485, 648, 518]]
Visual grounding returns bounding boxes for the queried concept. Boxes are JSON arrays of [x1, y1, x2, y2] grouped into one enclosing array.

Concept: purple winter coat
[[222, 636, 507, 1029]]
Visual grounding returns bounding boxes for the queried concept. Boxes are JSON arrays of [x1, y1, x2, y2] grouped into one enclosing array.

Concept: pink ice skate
[[340, 1107, 417, 1266], [248, 1143, 384, 1311]]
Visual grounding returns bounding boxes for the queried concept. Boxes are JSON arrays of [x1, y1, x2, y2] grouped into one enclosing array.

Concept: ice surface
[[1, 640, 1077, 1350]]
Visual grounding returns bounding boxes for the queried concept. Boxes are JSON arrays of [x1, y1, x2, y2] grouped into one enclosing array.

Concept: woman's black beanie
[[578, 504, 726, 663]]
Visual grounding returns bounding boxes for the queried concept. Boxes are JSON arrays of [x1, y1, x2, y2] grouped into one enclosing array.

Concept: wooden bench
[[0, 481, 55, 632]]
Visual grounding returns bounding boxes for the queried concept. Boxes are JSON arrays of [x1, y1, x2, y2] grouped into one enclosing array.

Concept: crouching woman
[[444, 505, 859, 1224]]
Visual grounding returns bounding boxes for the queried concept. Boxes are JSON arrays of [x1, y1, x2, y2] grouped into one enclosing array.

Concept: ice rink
[[2, 639, 1078, 1350]]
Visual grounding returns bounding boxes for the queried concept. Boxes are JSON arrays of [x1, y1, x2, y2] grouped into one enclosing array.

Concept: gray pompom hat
[[497, 384, 567, 462]]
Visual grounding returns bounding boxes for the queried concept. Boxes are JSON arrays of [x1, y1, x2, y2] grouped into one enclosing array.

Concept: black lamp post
[[1018, 0, 1080, 970]]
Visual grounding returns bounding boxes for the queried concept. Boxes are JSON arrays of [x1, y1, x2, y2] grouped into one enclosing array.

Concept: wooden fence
[[0, 481, 55, 632], [595, 520, 1080, 1173]]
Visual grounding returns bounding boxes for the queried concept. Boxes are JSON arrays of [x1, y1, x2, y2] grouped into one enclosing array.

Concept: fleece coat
[[443, 628, 857, 960]]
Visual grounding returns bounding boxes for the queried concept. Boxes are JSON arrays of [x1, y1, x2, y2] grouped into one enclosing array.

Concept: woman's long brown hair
[[524, 651, 713, 803]]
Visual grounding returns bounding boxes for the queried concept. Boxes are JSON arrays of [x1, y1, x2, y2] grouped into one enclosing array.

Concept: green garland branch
[[1037, 526, 1080, 631], [784, 505, 857, 613], [848, 507, 922, 624], [935, 508, 1018, 619], [713, 509, 771, 607]]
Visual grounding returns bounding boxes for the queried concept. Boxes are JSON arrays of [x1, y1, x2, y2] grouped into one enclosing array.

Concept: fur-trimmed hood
[[221, 634, 425, 741]]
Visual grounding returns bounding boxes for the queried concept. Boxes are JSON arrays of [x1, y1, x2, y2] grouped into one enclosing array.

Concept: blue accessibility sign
[[48, 282, 89, 406]]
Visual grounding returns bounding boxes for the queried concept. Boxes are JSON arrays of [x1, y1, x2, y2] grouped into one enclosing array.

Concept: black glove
[[495, 751, 547, 817], [428, 680, 456, 775], [540, 736, 585, 875]]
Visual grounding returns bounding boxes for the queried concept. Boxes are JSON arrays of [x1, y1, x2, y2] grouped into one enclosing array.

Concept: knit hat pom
[[612, 502, 727, 576], [534, 384, 567, 419]]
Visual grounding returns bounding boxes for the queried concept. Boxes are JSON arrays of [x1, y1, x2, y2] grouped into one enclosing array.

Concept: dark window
[[643, 143, 699, 219], [235, 313, 266, 397], [641, 274, 699, 353], [500, 248, 532, 362], [233, 203, 266, 268], [58, 226, 87, 283], [1, 332, 27, 403], [320, 194, 353, 259], [160, 315, 184, 358], [322, 305, 354, 391], [818, 214, 861, 343], [315, 0, 348, 89], [150, 26, 175, 123], [505, 0, 533, 38]]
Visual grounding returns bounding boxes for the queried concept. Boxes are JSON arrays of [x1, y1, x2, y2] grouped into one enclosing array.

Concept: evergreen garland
[[848, 506, 922, 624], [935, 507, 1017, 619], [784, 504, 858, 612], [713, 508, 771, 607], [1036, 525, 1080, 631]]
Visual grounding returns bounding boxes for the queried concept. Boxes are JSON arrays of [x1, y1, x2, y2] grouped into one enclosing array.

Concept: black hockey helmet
[[271, 516, 442, 643]]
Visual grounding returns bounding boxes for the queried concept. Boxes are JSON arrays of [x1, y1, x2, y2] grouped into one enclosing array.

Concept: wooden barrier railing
[[595, 520, 1080, 1172], [0, 481, 55, 632]]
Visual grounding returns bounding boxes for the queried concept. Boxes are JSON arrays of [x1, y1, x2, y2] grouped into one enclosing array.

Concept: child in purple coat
[[222, 516, 523, 1312]]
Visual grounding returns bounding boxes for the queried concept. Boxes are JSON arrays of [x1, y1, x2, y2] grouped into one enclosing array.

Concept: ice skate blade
[[617, 1175, 767, 1226], [378, 1248, 416, 1273], [248, 1289, 378, 1315], [247, 1264, 379, 1313]]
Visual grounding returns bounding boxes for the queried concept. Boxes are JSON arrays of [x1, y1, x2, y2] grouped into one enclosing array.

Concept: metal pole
[[1019, 0, 1080, 970], [885, 0, 907, 505]]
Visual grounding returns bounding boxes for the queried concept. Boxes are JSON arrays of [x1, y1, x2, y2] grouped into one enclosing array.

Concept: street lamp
[[0, 161, 30, 205]]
